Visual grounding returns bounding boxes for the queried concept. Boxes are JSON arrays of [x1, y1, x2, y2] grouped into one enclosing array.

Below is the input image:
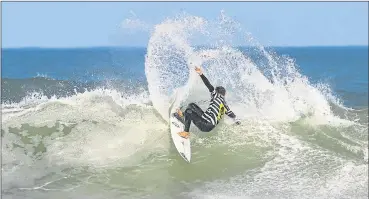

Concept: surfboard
[[169, 91, 191, 163]]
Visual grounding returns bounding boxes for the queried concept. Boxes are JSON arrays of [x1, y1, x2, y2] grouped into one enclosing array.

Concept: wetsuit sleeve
[[200, 74, 214, 92], [224, 103, 236, 118]]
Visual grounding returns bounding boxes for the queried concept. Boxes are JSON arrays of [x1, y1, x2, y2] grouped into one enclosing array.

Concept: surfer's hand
[[235, 118, 241, 125], [195, 66, 203, 75]]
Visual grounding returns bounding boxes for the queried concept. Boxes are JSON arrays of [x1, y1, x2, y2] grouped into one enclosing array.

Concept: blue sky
[[2, 2, 368, 48]]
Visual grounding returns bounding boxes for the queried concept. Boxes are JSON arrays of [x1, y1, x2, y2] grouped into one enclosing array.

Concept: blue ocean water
[[2, 47, 146, 81], [2, 46, 368, 108]]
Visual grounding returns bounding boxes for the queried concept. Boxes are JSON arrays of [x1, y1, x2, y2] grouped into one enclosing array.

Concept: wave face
[[2, 12, 368, 199]]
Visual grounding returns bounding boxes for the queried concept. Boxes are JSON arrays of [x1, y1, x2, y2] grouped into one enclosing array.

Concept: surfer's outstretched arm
[[195, 66, 214, 92], [224, 103, 241, 125], [224, 103, 236, 118], [200, 74, 214, 92]]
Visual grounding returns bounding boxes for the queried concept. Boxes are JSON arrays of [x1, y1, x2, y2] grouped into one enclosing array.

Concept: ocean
[[1, 14, 368, 199]]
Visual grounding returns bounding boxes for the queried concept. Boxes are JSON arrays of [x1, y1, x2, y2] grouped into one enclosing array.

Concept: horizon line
[[2, 44, 368, 50]]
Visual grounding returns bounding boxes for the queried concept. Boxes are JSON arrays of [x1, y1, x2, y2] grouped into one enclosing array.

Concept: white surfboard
[[169, 91, 191, 163]]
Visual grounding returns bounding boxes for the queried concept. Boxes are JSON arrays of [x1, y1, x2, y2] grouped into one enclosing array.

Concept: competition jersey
[[199, 74, 236, 126], [201, 90, 235, 125]]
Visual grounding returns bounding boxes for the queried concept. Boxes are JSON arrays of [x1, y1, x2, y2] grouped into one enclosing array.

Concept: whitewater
[[2, 12, 368, 199]]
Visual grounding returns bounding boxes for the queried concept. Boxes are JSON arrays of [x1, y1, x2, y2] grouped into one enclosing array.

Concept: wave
[[143, 12, 359, 126], [1, 77, 148, 104]]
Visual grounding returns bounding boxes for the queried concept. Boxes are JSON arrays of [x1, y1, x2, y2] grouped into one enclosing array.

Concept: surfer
[[174, 66, 241, 139]]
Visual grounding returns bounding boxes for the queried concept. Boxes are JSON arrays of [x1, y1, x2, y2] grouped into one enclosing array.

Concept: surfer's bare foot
[[178, 131, 189, 139], [176, 109, 184, 118]]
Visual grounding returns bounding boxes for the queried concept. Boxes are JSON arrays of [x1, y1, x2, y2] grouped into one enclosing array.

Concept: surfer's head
[[215, 86, 226, 96]]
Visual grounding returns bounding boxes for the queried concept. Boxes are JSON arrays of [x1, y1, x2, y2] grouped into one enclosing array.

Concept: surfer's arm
[[225, 103, 241, 125], [199, 74, 215, 92], [195, 66, 214, 92], [224, 103, 236, 118]]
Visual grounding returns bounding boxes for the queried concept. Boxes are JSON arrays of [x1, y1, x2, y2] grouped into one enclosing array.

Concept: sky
[[2, 2, 368, 48]]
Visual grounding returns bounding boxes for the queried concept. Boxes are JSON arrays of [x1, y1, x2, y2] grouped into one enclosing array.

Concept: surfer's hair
[[215, 86, 226, 96]]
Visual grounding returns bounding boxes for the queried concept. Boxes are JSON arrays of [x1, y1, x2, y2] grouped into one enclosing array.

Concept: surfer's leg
[[183, 107, 202, 132], [184, 108, 215, 132], [188, 103, 204, 117], [178, 108, 198, 139], [178, 104, 206, 138], [183, 109, 193, 132], [193, 119, 215, 132], [176, 103, 202, 119]]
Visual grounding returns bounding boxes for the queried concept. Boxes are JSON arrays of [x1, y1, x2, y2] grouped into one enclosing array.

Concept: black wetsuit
[[182, 74, 236, 132]]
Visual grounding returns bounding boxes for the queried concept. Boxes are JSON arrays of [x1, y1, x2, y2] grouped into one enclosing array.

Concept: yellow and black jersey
[[199, 74, 236, 126]]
